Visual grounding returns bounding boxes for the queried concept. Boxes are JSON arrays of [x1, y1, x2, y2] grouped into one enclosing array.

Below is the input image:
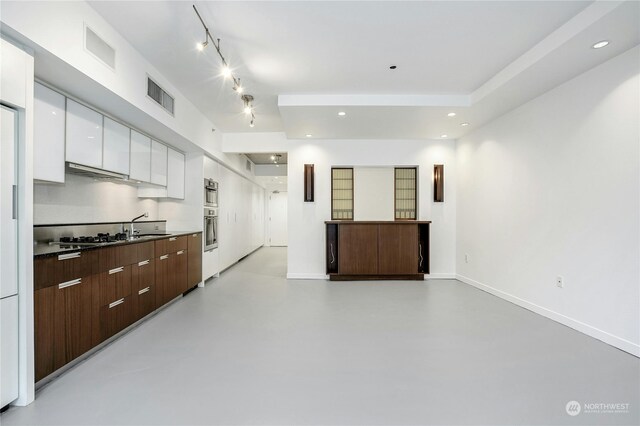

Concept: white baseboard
[[456, 274, 640, 357], [286, 273, 328, 280], [425, 273, 456, 280]]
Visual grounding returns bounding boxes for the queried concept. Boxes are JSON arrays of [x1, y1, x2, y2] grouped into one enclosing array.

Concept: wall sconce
[[433, 164, 444, 202], [304, 164, 314, 202]]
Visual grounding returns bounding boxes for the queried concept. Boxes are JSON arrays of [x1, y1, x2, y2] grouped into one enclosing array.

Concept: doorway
[[268, 191, 287, 247]]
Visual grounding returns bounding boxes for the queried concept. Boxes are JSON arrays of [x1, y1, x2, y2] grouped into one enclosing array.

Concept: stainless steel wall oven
[[204, 179, 218, 207], [204, 208, 218, 251]]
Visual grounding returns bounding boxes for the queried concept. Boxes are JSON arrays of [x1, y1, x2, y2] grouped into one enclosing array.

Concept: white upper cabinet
[[65, 99, 103, 168], [102, 117, 130, 175], [34, 83, 65, 183], [150, 140, 168, 186], [129, 130, 151, 182], [166, 148, 185, 199]]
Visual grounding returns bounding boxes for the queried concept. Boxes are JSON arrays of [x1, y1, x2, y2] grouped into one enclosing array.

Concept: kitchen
[[1, 1, 638, 425]]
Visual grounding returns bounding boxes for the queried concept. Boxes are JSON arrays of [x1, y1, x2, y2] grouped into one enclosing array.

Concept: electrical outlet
[[556, 276, 564, 288], [465, 254, 470, 263]]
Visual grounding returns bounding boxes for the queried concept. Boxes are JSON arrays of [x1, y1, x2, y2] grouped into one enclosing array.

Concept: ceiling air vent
[[246, 159, 252, 172], [147, 77, 174, 115], [84, 25, 116, 70]]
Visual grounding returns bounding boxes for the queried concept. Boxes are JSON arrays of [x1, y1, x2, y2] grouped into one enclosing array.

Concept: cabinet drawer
[[133, 285, 155, 320], [98, 244, 137, 273], [135, 241, 155, 264], [132, 258, 155, 292], [155, 236, 187, 256], [99, 265, 132, 306], [99, 295, 134, 342], [34, 251, 97, 290]]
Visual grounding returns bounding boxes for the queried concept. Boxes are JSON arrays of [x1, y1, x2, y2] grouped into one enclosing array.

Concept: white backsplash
[[34, 173, 159, 225]]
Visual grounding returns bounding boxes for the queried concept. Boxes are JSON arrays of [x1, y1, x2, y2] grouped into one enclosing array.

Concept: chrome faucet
[[130, 212, 149, 236]]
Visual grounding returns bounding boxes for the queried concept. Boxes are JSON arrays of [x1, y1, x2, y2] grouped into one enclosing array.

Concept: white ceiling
[[88, 1, 638, 139]]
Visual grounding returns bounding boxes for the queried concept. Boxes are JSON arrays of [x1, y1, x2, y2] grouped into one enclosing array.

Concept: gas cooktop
[[51, 232, 128, 246]]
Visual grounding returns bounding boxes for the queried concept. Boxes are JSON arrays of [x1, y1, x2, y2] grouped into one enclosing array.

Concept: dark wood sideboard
[[325, 221, 430, 280]]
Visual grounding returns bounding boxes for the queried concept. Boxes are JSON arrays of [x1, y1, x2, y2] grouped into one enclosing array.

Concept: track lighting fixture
[[193, 4, 256, 127]]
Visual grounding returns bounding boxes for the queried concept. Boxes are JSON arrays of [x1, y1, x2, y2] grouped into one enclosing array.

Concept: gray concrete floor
[[2, 247, 638, 425]]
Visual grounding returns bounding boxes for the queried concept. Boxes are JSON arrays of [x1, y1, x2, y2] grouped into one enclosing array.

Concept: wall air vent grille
[[147, 77, 175, 115], [84, 25, 116, 70]]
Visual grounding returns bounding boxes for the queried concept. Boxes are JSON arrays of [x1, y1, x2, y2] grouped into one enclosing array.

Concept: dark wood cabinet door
[[173, 249, 189, 296], [34, 287, 56, 381], [155, 254, 170, 308], [187, 233, 202, 288], [99, 265, 132, 306], [35, 275, 96, 381], [58, 275, 95, 363], [34, 250, 96, 290], [98, 245, 137, 273], [132, 259, 155, 320], [133, 284, 156, 320], [338, 224, 378, 275], [378, 224, 418, 275], [99, 296, 134, 342]]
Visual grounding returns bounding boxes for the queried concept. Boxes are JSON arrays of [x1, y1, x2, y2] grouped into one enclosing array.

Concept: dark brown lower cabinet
[[173, 249, 189, 294], [338, 224, 378, 275], [34, 232, 202, 382], [155, 253, 171, 308], [99, 295, 134, 342], [132, 258, 155, 320], [378, 223, 418, 274], [326, 221, 431, 280], [34, 274, 97, 382], [187, 233, 202, 287]]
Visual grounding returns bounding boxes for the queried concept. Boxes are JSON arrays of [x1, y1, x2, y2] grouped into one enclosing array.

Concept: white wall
[[456, 46, 640, 356], [34, 174, 159, 225], [353, 167, 395, 221], [1, 1, 223, 158], [288, 139, 457, 279]]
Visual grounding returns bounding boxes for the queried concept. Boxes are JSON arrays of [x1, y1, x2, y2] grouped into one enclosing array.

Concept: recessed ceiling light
[[338, 111, 346, 116], [306, 134, 312, 138], [460, 122, 469, 127], [447, 112, 456, 117], [592, 40, 609, 49], [389, 65, 397, 70], [441, 134, 448, 138]]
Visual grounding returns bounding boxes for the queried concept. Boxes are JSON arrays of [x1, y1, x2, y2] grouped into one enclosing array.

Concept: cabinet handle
[[58, 278, 82, 289], [169, 237, 177, 241], [138, 286, 150, 295], [160, 254, 169, 260], [330, 243, 335, 265], [58, 252, 81, 261], [12, 185, 17, 219], [138, 260, 150, 266], [177, 250, 184, 255], [108, 266, 124, 275], [108, 298, 125, 309], [419, 244, 424, 268]]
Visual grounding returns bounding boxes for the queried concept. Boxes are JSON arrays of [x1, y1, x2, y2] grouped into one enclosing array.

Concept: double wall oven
[[204, 178, 218, 251]]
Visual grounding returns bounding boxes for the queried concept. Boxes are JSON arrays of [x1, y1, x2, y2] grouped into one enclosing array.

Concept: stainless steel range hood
[[66, 162, 129, 181]]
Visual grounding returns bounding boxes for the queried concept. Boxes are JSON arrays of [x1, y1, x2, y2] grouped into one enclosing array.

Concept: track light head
[[221, 65, 231, 78], [197, 40, 208, 51], [234, 85, 244, 94]]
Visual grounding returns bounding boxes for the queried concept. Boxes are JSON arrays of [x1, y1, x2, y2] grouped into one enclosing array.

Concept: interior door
[[268, 192, 288, 246]]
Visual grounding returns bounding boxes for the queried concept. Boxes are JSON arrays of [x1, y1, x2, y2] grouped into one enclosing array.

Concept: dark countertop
[[34, 231, 201, 258]]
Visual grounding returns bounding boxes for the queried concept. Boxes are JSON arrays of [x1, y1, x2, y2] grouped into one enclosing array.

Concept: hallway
[[2, 247, 638, 425]]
